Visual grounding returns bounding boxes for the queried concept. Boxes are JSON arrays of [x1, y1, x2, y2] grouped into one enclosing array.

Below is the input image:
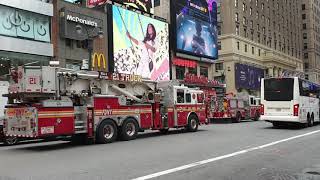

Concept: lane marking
[[132, 129, 320, 180]]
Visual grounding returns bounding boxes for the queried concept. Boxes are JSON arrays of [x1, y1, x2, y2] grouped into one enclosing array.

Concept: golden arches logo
[[92, 53, 107, 71]]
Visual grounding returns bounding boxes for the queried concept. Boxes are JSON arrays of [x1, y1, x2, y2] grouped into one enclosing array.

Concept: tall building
[[301, 0, 320, 83], [217, 0, 304, 95], [154, 0, 217, 81]]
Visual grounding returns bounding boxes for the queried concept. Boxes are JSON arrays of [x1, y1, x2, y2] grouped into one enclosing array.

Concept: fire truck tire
[[3, 136, 19, 146], [159, 128, 169, 134], [187, 115, 199, 132], [234, 112, 241, 123], [119, 118, 138, 141], [96, 120, 118, 144], [253, 111, 260, 121]]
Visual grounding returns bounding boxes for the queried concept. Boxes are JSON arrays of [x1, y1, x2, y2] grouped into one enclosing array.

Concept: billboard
[[87, 0, 154, 14], [235, 63, 264, 90], [112, 5, 170, 81], [173, 0, 218, 60]]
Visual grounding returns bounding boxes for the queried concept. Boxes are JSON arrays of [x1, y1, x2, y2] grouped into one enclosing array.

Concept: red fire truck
[[207, 93, 247, 123], [248, 96, 261, 121], [3, 66, 208, 144], [181, 73, 228, 122]]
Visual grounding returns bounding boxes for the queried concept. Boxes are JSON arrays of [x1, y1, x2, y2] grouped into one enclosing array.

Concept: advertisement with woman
[[174, 0, 218, 60], [112, 5, 170, 81]]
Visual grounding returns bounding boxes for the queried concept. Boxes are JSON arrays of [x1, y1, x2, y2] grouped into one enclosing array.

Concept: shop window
[[200, 66, 208, 77], [81, 40, 88, 49], [65, 39, 72, 47], [188, 67, 197, 75], [215, 63, 223, 71], [176, 66, 185, 80], [76, 40, 82, 48], [0, 51, 50, 79]]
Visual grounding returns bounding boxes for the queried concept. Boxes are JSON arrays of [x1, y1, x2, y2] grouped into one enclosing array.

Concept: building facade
[[52, 0, 108, 71], [217, 0, 304, 95], [301, 0, 320, 83], [154, 0, 216, 81], [0, 0, 54, 80]]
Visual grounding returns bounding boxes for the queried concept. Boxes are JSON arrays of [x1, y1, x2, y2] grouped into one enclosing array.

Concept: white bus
[[260, 77, 320, 127]]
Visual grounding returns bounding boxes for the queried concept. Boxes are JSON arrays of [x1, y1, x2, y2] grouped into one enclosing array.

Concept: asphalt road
[[1, 121, 320, 180]]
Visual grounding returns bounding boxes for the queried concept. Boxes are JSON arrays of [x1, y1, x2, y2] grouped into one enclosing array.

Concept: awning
[[173, 58, 197, 68]]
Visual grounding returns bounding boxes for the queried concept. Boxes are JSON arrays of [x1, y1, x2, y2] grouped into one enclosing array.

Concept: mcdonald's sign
[[92, 53, 107, 72]]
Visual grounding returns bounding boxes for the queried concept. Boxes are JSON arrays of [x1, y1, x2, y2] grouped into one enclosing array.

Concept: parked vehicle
[[210, 93, 247, 123], [0, 81, 18, 145], [260, 77, 320, 127], [3, 66, 208, 144]]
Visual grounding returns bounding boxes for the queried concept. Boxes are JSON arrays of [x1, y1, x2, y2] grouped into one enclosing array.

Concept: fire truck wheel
[[120, 119, 138, 141], [96, 120, 118, 144], [4, 137, 19, 146], [254, 111, 260, 121], [159, 128, 169, 134], [234, 112, 242, 123], [187, 115, 199, 132]]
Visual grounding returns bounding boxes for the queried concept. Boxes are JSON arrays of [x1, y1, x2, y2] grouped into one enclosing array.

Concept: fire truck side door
[[174, 88, 188, 126]]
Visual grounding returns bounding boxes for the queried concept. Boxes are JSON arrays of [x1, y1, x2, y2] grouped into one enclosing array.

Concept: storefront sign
[[184, 73, 223, 87], [235, 63, 264, 90], [92, 53, 107, 72], [173, 58, 197, 68], [0, 5, 51, 42], [60, 9, 103, 40], [66, 14, 98, 27], [99, 72, 142, 82]]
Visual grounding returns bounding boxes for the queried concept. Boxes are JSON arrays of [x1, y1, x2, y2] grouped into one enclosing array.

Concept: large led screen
[[114, 0, 154, 14], [87, 0, 154, 14], [174, 0, 218, 60], [112, 5, 170, 81]]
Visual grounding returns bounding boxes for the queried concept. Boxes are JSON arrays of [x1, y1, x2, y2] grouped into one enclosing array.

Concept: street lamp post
[[75, 24, 104, 71]]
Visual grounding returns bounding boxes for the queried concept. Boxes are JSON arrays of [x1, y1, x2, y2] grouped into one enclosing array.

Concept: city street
[[1, 121, 320, 180]]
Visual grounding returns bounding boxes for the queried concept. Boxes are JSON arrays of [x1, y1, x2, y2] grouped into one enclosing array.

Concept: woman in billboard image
[[126, 23, 156, 78]]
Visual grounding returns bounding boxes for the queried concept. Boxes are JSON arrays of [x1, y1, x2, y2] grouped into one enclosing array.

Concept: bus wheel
[[187, 115, 199, 132], [308, 114, 315, 127], [96, 120, 118, 144], [120, 118, 139, 141], [272, 122, 282, 128]]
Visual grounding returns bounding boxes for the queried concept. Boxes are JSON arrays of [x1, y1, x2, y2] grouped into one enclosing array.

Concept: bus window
[[264, 78, 294, 101], [299, 80, 320, 97]]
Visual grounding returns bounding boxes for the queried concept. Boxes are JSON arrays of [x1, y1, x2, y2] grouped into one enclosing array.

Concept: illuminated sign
[[66, 14, 98, 27], [92, 53, 107, 72], [184, 73, 223, 87], [112, 5, 169, 81], [99, 72, 142, 82], [87, 0, 154, 14], [173, 0, 218, 60]]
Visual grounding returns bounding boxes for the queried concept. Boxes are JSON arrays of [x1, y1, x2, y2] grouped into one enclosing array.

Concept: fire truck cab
[[248, 96, 261, 121]]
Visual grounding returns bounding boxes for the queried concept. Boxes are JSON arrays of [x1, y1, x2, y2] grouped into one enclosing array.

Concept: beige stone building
[[154, 0, 304, 96], [301, 0, 320, 83], [216, 0, 304, 95]]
